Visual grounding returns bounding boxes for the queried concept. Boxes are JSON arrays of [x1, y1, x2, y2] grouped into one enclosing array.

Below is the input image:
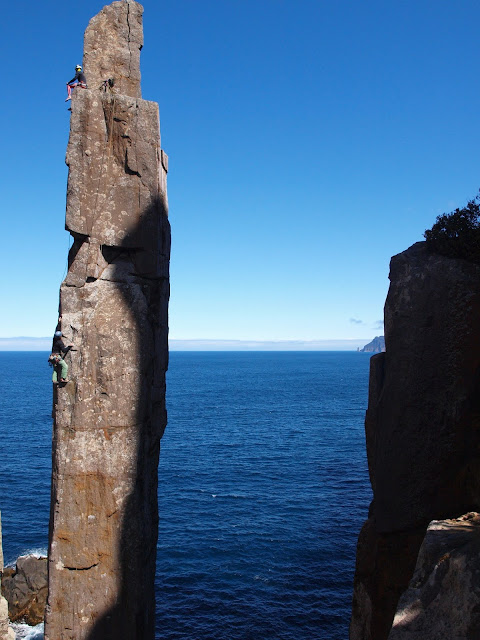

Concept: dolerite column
[[44, 2, 170, 639], [0, 513, 15, 640]]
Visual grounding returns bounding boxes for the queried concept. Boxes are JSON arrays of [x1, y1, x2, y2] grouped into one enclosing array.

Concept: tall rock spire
[[0, 514, 15, 640], [44, 2, 170, 638]]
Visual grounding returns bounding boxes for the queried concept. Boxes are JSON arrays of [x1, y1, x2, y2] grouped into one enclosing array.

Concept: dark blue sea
[[0, 351, 372, 640]]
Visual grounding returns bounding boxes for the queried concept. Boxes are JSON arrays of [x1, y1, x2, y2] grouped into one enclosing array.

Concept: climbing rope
[[60, 233, 73, 284]]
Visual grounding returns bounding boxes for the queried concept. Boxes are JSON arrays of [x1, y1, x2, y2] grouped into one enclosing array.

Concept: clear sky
[[2, 0, 480, 347]]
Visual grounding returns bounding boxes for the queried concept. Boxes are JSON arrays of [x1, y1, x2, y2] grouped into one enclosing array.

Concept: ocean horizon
[[0, 338, 376, 351]]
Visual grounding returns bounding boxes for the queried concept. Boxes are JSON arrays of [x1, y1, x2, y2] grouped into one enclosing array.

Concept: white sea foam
[[254, 574, 271, 583], [20, 548, 47, 559], [11, 622, 44, 640], [5, 548, 47, 567]]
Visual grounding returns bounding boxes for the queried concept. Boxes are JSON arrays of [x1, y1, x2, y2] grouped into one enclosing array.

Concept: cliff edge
[[350, 241, 480, 640], [45, 2, 170, 639]]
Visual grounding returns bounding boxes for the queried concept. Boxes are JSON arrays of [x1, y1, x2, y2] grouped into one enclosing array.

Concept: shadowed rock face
[[44, 2, 170, 639], [2, 555, 48, 626], [350, 242, 480, 640]]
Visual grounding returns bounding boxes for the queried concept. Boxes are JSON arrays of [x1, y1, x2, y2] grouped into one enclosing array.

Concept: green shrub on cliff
[[424, 192, 480, 262]]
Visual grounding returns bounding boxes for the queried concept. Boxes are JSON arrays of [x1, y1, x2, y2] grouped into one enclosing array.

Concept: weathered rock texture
[[0, 595, 12, 640], [388, 512, 480, 639], [2, 555, 47, 625], [350, 242, 480, 640], [83, 0, 143, 98], [44, 2, 170, 639], [0, 514, 15, 640]]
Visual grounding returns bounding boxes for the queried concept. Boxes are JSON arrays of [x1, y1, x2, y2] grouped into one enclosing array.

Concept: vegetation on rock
[[424, 191, 480, 262]]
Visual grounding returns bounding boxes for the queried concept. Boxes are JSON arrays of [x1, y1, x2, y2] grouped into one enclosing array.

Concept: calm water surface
[[0, 351, 372, 640]]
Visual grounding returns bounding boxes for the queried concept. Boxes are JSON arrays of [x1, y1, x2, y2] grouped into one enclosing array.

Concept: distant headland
[[358, 335, 385, 353]]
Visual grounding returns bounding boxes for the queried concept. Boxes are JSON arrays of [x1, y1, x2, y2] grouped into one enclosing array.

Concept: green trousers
[[52, 359, 68, 382]]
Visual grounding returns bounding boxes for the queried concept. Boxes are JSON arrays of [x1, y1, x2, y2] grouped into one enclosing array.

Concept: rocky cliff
[[44, 2, 170, 639], [350, 242, 480, 640], [2, 555, 47, 625], [359, 336, 385, 354]]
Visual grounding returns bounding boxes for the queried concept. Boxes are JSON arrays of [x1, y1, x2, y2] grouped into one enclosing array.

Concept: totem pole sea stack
[[45, 2, 170, 639]]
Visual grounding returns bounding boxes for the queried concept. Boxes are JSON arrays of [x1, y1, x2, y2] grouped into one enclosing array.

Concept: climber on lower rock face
[[49, 354, 68, 384], [65, 64, 87, 101]]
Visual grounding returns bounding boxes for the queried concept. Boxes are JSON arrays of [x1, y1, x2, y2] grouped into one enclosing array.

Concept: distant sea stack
[[350, 242, 480, 639], [359, 336, 385, 354], [45, 2, 170, 639]]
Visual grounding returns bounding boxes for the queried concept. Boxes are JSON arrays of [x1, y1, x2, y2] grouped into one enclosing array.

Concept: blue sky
[[2, 0, 480, 347]]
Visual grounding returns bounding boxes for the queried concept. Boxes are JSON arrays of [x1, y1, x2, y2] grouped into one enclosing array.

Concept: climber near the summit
[[65, 64, 87, 101]]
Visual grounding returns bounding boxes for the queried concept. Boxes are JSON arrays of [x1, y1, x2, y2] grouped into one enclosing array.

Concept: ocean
[[0, 351, 372, 640]]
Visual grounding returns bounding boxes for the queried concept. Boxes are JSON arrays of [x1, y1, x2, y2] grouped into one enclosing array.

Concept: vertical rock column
[[350, 242, 480, 640], [45, 2, 170, 639], [0, 514, 15, 640]]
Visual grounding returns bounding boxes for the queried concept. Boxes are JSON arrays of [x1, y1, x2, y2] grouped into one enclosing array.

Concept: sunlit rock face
[[83, 0, 143, 99], [350, 242, 480, 640], [388, 513, 480, 640], [0, 514, 15, 640], [44, 2, 170, 639]]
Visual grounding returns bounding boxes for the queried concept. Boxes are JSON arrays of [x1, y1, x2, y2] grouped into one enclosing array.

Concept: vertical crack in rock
[[126, 1, 133, 79], [44, 2, 170, 639]]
